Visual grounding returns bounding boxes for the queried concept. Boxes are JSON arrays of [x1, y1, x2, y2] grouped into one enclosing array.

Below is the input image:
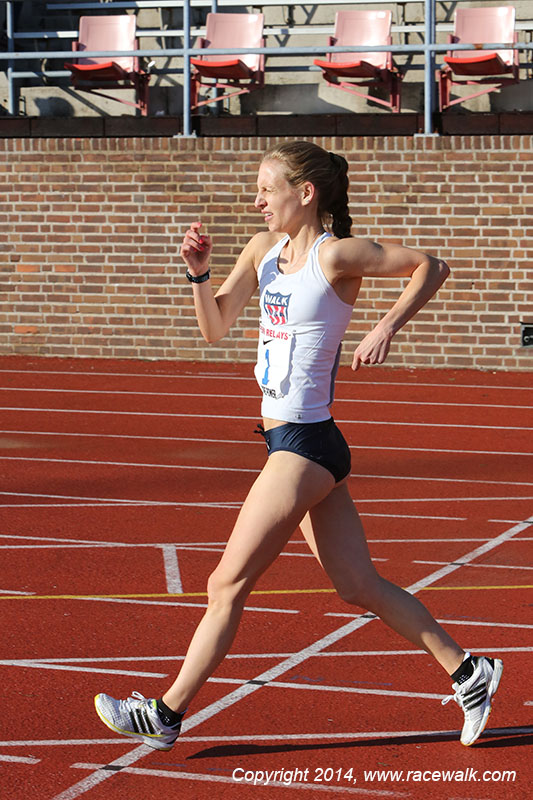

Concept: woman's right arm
[[180, 221, 261, 344]]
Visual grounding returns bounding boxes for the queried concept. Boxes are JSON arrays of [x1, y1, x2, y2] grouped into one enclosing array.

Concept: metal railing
[[2, 0, 533, 136]]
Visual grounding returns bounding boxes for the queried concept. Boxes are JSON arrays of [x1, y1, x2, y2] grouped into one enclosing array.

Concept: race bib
[[254, 330, 294, 399]]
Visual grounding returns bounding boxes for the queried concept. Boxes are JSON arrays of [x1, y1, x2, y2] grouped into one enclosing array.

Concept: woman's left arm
[[326, 238, 450, 370]]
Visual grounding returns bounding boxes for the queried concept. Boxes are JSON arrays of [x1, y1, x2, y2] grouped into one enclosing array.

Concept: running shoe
[[94, 691, 182, 751], [442, 655, 503, 746]]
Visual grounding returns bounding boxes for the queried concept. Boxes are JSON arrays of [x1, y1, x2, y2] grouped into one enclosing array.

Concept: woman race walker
[[95, 140, 502, 749]]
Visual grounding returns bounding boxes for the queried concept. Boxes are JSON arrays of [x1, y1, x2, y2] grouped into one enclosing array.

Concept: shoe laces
[[120, 691, 150, 713], [441, 689, 462, 709]]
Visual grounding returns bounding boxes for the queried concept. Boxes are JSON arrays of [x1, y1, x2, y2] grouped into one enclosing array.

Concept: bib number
[[254, 332, 294, 399]]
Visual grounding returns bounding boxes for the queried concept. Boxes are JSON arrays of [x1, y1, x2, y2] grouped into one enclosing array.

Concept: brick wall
[[1, 134, 532, 370]]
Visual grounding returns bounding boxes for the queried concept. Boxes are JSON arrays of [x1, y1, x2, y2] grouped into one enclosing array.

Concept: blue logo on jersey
[[263, 291, 291, 325], [261, 347, 270, 385]]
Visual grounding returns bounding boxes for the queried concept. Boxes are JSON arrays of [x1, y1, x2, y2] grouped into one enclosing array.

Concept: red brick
[[1, 133, 531, 370]]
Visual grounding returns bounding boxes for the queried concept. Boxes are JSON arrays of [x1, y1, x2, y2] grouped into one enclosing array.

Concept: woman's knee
[[335, 571, 385, 610], [206, 568, 250, 610]]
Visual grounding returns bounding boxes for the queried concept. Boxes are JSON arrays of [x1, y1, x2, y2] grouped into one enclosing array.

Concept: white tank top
[[254, 232, 353, 423]]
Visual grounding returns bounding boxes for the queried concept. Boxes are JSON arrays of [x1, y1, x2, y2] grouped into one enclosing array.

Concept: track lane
[[1, 359, 532, 800]]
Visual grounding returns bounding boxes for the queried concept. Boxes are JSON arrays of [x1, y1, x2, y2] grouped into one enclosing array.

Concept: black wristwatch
[[186, 269, 211, 284]]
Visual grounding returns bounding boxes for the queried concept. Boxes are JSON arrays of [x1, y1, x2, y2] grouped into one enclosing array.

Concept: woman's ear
[[301, 181, 316, 206]]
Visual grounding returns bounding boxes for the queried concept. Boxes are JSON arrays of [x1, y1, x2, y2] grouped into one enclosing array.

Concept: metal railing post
[[7, 1, 16, 115], [182, 0, 192, 135], [423, 0, 435, 134]]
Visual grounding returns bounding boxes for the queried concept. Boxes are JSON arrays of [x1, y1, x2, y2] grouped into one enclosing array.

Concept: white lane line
[[359, 514, 468, 521], [360, 496, 533, 503], [0, 754, 40, 764], [75, 597, 298, 615], [2, 645, 531, 670], [0, 542, 383, 563], [68, 764, 401, 796], [0, 533, 138, 545], [160, 544, 182, 594], [2, 490, 533, 506], [353, 474, 533, 487], [0, 507, 470, 522], [413, 559, 533, 571], [1, 407, 531, 431], [0, 544, 171, 550], [315, 647, 533, 655], [437, 618, 533, 630], [3, 455, 532, 488], [0, 503, 235, 509], [1, 386, 530, 411], [1, 430, 530, 458], [326, 613, 533, 630], [1, 661, 167, 678], [0, 588, 35, 595], [0, 739, 134, 747], [205, 675, 446, 701], [1, 367, 530, 391], [0, 491, 242, 506], [366, 538, 486, 542], [0, 534, 236, 546], [0, 455, 258, 474], [0, 654, 284, 666], [3, 725, 533, 749]]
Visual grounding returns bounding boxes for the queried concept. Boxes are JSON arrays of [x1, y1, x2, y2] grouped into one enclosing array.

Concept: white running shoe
[[94, 691, 182, 751], [442, 655, 503, 746]]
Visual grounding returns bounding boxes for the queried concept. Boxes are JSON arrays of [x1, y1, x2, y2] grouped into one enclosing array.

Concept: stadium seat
[[190, 13, 264, 112], [65, 15, 151, 116], [313, 10, 402, 113], [438, 6, 519, 112]]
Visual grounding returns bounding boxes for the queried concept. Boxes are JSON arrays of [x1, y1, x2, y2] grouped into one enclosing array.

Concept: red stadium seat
[[65, 15, 151, 116], [191, 13, 264, 112], [438, 7, 519, 112], [313, 10, 402, 113]]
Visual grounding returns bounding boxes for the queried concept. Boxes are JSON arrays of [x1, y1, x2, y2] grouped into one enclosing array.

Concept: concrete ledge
[[439, 112, 500, 136], [499, 112, 533, 134], [30, 117, 105, 138], [1, 112, 533, 138], [0, 117, 32, 137], [439, 111, 533, 135]]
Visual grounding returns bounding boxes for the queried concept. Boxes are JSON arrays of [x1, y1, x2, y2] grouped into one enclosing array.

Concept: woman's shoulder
[[319, 234, 373, 269]]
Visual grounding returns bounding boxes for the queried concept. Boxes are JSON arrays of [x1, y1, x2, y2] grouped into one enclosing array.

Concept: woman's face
[[254, 159, 313, 234]]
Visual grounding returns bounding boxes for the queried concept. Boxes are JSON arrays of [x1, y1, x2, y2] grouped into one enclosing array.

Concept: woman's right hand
[[180, 221, 213, 276]]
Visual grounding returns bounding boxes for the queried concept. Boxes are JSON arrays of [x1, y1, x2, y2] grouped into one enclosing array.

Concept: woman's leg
[[162, 451, 336, 712], [300, 482, 464, 675]]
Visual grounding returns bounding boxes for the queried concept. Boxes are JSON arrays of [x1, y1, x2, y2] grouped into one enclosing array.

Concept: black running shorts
[[258, 417, 351, 483]]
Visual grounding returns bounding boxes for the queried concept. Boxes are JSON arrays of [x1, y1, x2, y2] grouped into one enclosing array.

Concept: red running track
[[0, 356, 532, 800]]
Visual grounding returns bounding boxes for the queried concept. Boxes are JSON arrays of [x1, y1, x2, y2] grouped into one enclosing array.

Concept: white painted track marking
[[1, 385, 530, 410], [3, 456, 533, 488], [0, 754, 40, 764], [160, 544, 182, 594], [0, 367, 530, 392], [3, 725, 532, 750], [1, 406, 531, 431], [1, 429, 530, 457]]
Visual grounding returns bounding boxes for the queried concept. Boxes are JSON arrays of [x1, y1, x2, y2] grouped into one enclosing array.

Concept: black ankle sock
[[156, 698, 185, 728], [451, 654, 475, 685]]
